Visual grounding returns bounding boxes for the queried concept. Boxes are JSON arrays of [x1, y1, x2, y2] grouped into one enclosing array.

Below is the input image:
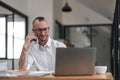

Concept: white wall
[[53, 0, 63, 23], [27, 0, 54, 37], [61, 0, 112, 25]]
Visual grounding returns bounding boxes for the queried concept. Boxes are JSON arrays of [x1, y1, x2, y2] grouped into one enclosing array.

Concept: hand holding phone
[[23, 31, 37, 50], [32, 35, 37, 42], [25, 31, 37, 43]]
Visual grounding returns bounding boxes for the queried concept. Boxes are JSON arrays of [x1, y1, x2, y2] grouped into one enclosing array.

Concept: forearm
[[19, 46, 28, 70], [19, 40, 30, 70], [19, 32, 34, 70]]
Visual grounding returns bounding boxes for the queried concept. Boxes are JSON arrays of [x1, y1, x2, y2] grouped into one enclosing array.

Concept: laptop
[[54, 47, 96, 76]]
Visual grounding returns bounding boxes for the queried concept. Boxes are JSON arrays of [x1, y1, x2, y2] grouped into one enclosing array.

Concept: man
[[19, 17, 66, 71]]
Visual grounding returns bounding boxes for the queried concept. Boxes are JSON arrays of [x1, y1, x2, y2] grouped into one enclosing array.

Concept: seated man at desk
[[19, 16, 66, 71]]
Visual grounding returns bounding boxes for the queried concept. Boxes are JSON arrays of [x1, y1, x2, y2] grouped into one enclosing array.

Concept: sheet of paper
[[24, 71, 54, 76], [0, 73, 18, 77], [0, 70, 29, 77], [0, 70, 54, 77]]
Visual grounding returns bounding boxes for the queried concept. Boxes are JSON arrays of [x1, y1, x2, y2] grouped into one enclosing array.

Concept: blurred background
[[0, 0, 119, 79]]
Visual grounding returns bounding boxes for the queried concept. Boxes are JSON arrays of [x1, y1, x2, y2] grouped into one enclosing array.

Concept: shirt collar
[[45, 37, 52, 47]]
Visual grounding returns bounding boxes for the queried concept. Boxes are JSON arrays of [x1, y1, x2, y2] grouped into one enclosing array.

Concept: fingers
[[26, 31, 37, 41]]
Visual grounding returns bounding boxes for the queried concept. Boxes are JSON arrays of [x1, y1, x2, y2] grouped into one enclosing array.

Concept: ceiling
[[76, 0, 116, 21]]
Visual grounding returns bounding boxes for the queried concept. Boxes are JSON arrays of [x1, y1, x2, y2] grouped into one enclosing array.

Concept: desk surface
[[0, 72, 113, 80]]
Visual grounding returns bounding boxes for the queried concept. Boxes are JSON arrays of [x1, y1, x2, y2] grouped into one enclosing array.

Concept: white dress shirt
[[26, 37, 66, 71]]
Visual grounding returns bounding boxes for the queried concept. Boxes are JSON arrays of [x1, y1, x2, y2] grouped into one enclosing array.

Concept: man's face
[[32, 20, 49, 42]]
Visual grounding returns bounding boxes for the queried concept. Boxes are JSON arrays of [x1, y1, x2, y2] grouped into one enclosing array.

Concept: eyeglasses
[[32, 27, 49, 32]]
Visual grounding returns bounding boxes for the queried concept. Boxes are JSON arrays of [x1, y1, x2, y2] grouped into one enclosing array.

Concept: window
[[0, 1, 28, 59], [0, 17, 6, 58]]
